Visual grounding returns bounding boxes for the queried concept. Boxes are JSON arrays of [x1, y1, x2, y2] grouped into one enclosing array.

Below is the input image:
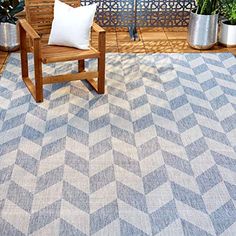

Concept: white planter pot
[[219, 20, 236, 47], [0, 22, 20, 51]]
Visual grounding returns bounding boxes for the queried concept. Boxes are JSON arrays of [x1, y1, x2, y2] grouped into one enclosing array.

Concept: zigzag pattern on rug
[[0, 53, 236, 235]]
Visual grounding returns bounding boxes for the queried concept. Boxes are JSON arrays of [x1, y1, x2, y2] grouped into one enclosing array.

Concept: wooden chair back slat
[[25, 0, 81, 35]]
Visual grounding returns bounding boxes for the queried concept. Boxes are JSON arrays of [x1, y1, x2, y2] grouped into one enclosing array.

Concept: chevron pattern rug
[[0, 53, 236, 236]]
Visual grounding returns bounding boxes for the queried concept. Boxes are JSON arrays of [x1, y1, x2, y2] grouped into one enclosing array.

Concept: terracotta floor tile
[[118, 41, 146, 53], [115, 27, 130, 32], [107, 46, 119, 53], [106, 42, 119, 53], [164, 27, 187, 32], [166, 31, 187, 40], [106, 32, 117, 41], [142, 31, 167, 41], [0, 51, 8, 74], [170, 40, 200, 53], [104, 27, 117, 32], [117, 32, 132, 42], [144, 40, 173, 53], [116, 29, 142, 41], [140, 27, 165, 32]]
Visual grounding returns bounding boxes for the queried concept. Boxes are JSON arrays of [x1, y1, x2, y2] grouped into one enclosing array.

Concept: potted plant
[[187, 0, 219, 49], [0, 0, 24, 51], [219, 0, 236, 46]]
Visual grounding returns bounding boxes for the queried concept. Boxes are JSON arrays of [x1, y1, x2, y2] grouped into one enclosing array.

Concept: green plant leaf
[[196, 0, 219, 14], [220, 0, 236, 25]]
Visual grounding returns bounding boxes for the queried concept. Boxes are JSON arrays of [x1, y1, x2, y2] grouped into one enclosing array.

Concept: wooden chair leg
[[19, 24, 28, 79], [34, 40, 43, 103], [97, 56, 105, 94], [97, 32, 105, 94], [78, 60, 85, 72]]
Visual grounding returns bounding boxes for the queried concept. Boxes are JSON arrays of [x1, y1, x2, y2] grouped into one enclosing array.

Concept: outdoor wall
[[81, 0, 196, 27]]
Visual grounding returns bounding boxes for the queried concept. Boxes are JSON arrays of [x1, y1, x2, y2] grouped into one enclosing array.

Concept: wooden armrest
[[19, 19, 40, 40], [92, 22, 105, 33], [91, 22, 106, 53]]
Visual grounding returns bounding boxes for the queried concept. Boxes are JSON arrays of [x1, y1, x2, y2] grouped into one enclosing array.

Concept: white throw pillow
[[48, 0, 96, 50]]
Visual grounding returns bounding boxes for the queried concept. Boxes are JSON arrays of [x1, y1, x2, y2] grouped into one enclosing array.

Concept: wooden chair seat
[[41, 44, 100, 64]]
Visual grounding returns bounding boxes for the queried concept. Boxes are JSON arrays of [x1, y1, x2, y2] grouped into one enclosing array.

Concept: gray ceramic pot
[[0, 22, 20, 51], [187, 11, 218, 49]]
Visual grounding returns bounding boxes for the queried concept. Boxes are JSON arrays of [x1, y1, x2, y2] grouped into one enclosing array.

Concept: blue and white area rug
[[0, 53, 236, 236]]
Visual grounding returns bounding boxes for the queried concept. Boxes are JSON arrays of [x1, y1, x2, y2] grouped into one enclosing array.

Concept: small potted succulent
[[0, 0, 24, 51], [187, 0, 219, 49], [219, 0, 236, 46]]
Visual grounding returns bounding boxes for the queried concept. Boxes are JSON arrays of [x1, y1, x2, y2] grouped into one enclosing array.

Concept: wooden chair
[[19, 0, 106, 103]]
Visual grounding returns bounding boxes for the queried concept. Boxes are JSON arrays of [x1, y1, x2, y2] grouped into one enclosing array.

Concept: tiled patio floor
[[1, 27, 236, 73]]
